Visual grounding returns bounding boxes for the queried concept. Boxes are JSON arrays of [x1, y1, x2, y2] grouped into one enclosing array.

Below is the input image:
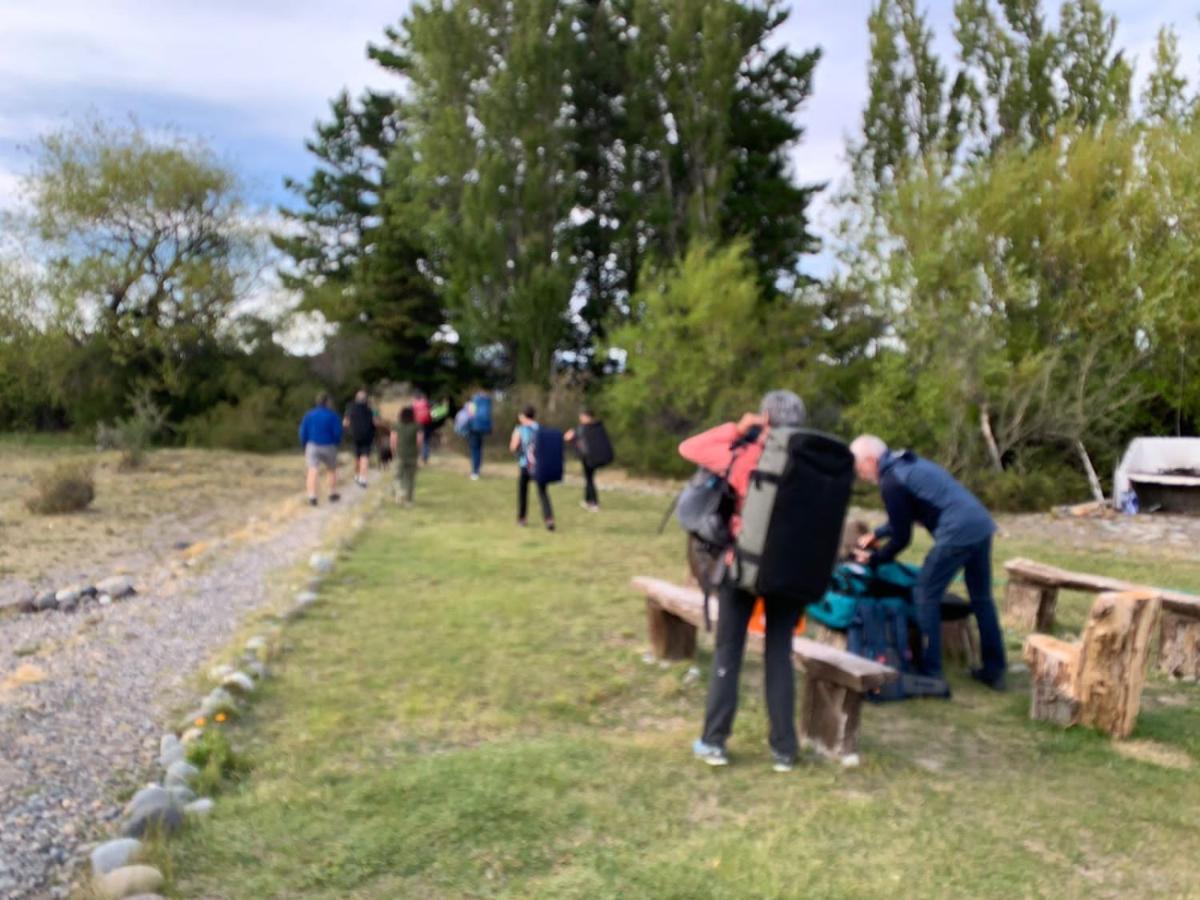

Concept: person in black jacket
[[564, 409, 603, 511], [850, 434, 1007, 690], [343, 389, 377, 488]]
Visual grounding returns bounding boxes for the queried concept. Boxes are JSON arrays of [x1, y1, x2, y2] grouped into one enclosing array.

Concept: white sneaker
[[470, 473, 480, 481]]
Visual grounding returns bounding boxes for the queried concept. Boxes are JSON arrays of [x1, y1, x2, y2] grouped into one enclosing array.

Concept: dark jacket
[[871, 449, 995, 564], [299, 406, 343, 447], [345, 401, 376, 444]]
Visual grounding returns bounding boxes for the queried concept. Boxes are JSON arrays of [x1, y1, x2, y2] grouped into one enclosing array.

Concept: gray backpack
[[734, 427, 855, 605]]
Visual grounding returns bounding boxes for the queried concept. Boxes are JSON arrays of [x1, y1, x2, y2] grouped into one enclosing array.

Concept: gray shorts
[[304, 443, 338, 470]]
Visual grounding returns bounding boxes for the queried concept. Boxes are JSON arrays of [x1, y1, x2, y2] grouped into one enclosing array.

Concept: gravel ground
[[0, 488, 368, 899]]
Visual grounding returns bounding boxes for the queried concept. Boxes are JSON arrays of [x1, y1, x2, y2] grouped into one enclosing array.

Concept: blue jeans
[[467, 432, 484, 475], [421, 425, 434, 463], [916, 537, 1006, 680]]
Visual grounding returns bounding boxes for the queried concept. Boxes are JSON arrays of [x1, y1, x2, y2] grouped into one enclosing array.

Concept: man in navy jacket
[[849, 435, 1007, 689]]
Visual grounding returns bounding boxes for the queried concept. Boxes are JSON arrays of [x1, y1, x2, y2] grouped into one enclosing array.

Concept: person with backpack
[[343, 388, 377, 488], [390, 406, 422, 505], [564, 408, 613, 511], [298, 392, 343, 507], [682, 390, 814, 772], [849, 435, 1008, 691], [508, 405, 556, 531], [464, 390, 493, 480], [412, 391, 435, 465]]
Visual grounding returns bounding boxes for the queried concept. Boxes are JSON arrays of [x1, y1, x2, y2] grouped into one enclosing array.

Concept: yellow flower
[[194, 717, 207, 727], [215, 712, 227, 723]]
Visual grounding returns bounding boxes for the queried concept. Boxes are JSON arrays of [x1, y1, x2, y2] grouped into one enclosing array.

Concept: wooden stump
[[942, 617, 981, 670], [1159, 609, 1200, 681], [1073, 591, 1160, 738], [1024, 635, 1080, 727], [645, 597, 697, 661], [799, 676, 863, 767], [1005, 579, 1058, 633]]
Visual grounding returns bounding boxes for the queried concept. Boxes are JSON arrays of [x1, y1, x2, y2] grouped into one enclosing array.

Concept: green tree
[[1143, 25, 1189, 125]]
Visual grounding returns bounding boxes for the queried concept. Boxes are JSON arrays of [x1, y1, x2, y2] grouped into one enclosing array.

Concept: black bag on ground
[[735, 428, 855, 605], [577, 421, 614, 469]]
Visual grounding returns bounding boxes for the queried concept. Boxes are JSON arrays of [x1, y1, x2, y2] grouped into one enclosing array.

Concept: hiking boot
[[329, 493, 341, 503], [692, 739, 728, 767], [307, 496, 318, 507], [355, 477, 367, 489], [771, 752, 796, 773], [971, 668, 1008, 692], [545, 520, 556, 532]]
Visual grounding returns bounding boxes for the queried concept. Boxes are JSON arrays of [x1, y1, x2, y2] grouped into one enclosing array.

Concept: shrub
[[180, 384, 316, 453], [96, 390, 167, 469], [25, 462, 95, 514], [966, 464, 1089, 513], [186, 727, 250, 797]]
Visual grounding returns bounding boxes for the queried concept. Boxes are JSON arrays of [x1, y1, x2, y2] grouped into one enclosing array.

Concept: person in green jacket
[[390, 406, 423, 505]]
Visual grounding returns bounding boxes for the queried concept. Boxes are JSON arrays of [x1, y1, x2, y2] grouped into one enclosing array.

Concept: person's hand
[[736, 412, 767, 436], [564, 429, 575, 443], [852, 547, 873, 564], [856, 532, 877, 551]]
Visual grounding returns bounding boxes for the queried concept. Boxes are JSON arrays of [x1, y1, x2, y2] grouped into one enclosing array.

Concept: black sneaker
[[308, 496, 318, 507], [971, 668, 1008, 692], [545, 520, 556, 532], [329, 493, 341, 503]]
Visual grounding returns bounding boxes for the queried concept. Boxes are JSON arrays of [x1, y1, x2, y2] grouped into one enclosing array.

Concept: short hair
[[315, 391, 329, 407], [580, 407, 595, 418], [850, 434, 889, 460], [522, 405, 537, 420], [355, 389, 368, 403], [400, 406, 415, 423], [760, 390, 806, 427]]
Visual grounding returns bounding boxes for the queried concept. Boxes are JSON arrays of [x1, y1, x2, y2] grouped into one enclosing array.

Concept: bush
[[96, 391, 167, 469], [181, 384, 316, 453], [186, 727, 250, 797], [966, 464, 1090, 513], [26, 462, 95, 514]]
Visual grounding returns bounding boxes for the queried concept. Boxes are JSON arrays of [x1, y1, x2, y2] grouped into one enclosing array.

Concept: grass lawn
[[166, 467, 1200, 898]]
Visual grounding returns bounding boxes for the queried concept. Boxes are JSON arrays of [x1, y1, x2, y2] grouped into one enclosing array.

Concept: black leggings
[[518, 468, 554, 522], [583, 464, 598, 506]]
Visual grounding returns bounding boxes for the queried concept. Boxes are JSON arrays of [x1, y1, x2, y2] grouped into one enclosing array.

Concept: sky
[[1, 0, 1198, 278]]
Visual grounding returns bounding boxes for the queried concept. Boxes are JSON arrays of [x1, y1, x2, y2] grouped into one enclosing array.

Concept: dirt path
[[0, 485, 370, 899]]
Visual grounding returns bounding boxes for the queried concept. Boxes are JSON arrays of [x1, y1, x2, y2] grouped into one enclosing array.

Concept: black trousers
[[582, 464, 598, 506], [518, 468, 554, 522], [701, 580, 803, 759]]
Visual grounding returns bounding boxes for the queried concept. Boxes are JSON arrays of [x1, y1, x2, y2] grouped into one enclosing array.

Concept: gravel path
[[0, 488, 369, 899]]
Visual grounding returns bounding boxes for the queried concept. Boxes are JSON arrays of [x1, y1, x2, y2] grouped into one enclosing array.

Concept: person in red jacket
[[681, 389, 808, 772]]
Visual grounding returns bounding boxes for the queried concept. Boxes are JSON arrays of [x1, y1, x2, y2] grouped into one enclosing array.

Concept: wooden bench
[[632, 576, 897, 767], [1004, 557, 1200, 680], [1024, 590, 1160, 738]]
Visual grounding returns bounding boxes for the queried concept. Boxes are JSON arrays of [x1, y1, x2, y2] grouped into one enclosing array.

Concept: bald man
[[849, 435, 1007, 691]]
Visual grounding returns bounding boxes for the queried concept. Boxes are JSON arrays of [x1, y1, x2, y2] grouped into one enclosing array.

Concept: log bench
[[1024, 590, 1160, 738], [1004, 557, 1200, 680], [633, 576, 897, 767]]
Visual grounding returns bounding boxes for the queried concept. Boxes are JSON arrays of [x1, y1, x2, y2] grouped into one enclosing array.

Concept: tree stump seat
[[1024, 590, 1160, 738], [632, 576, 897, 767], [1004, 557, 1200, 680]]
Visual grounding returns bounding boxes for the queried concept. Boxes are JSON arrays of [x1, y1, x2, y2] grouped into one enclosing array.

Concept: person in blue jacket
[[849, 434, 1007, 690], [299, 392, 344, 506]]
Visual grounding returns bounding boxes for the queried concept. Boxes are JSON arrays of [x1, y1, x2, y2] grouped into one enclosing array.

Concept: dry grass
[[0, 438, 311, 587]]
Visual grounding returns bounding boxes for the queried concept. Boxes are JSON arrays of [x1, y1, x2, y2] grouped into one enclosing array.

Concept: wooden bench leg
[[645, 597, 697, 661], [1159, 611, 1200, 681], [798, 676, 862, 767], [941, 617, 981, 670], [1005, 579, 1059, 633]]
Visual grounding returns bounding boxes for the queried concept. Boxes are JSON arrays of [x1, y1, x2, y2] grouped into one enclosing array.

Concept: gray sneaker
[[692, 739, 729, 767], [772, 752, 796, 773]]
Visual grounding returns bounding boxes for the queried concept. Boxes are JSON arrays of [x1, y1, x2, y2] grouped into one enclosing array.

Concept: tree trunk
[[1159, 610, 1200, 681], [1004, 580, 1058, 633], [1024, 635, 1080, 727], [1075, 440, 1105, 505], [1073, 592, 1160, 738], [980, 405, 1003, 471]]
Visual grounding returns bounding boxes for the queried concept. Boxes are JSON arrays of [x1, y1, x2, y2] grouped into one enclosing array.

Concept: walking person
[[564, 408, 613, 512], [849, 435, 1008, 691], [464, 390, 493, 480], [390, 406, 422, 505], [413, 391, 435, 465], [509, 405, 556, 531], [298, 392, 343, 507], [343, 388, 377, 488], [683, 390, 809, 771]]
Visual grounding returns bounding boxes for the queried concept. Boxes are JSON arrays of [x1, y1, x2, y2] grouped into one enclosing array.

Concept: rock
[[179, 708, 207, 730], [245, 660, 268, 680], [221, 671, 255, 695], [93, 864, 164, 900], [200, 688, 236, 718], [296, 590, 319, 606], [34, 591, 59, 612], [244, 635, 267, 653], [159, 734, 185, 769], [122, 788, 183, 839], [59, 594, 80, 613], [180, 726, 204, 745], [207, 664, 235, 684], [309, 552, 334, 573], [165, 760, 199, 788], [167, 785, 196, 805], [90, 838, 142, 876], [98, 594, 113, 606], [55, 586, 84, 605], [124, 895, 166, 900], [0, 589, 35, 618], [184, 797, 214, 817], [96, 575, 135, 599]]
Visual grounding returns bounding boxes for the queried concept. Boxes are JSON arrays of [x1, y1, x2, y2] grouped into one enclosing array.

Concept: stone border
[[79, 507, 375, 899]]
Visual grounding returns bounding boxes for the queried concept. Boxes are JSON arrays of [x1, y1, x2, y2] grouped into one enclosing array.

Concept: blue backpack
[[531, 427, 564, 485], [847, 597, 950, 702], [471, 395, 493, 435]]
